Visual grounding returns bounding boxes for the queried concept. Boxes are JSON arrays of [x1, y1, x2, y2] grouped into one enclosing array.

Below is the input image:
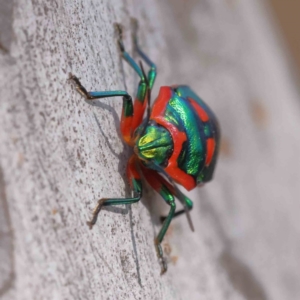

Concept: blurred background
[[268, 0, 300, 81], [0, 0, 300, 299]]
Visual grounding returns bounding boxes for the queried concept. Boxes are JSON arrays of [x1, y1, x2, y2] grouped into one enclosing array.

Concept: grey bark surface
[[1, 0, 300, 299]]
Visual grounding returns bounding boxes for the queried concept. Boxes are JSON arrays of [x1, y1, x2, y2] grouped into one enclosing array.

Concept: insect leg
[[161, 194, 193, 221], [68, 73, 128, 100], [131, 18, 157, 89], [140, 165, 177, 274], [87, 155, 142, 229], [115, 23, 148, 133], [159, 181, 194, 232], [69, 73, 135, 145], [141, 163, 194, 230]]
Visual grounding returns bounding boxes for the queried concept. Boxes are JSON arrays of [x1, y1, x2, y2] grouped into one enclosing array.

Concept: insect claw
[[68, 73, 80, 85], [130, 17, 138, 30], [154, 239, 168, 275], [86, 198, 108, 229], [131, 18, 139, 43], [68, 73, 74, 82], [114, 23, 125, 52], [68, 73, 92, 99], [86, 221, 94, 230], [68, 72, 81, 81], [114, 22, 123, 36], [160, 259, 168, 275]]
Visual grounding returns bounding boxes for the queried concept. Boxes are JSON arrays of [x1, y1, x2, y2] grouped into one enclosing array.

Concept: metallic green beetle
[[69, 20, 220, 274]]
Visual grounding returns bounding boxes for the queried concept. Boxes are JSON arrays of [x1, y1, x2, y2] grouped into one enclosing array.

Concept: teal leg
[[116, 24, 144, 80], [87, 155, 142, 229], [121, 43, 148, 106], [68, 73, 130, 100], [160, 188, 194, 233], [86, 195, 141, 229], [131, 18, 157, 89], [141, 166, 176, 274], [69, 73, 135, 144], [161, 195, 193, 220], [115, 24, 149, 132], [155, 198, 176, 274], [156, 198, 176, 244]]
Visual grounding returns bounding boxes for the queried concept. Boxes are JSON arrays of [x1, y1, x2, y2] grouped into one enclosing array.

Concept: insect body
[[135, 85, 219, 190], [69, 21, 220, 274]]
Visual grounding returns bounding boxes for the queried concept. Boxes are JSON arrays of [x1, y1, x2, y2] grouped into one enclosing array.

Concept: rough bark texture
[[1, 0, 300, 299]]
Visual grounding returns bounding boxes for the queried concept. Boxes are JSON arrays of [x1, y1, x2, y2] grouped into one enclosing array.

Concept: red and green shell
[[134, 85, 220, 191]]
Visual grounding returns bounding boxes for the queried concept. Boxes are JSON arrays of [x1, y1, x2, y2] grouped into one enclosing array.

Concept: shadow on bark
[[0, 166, 15, 297]]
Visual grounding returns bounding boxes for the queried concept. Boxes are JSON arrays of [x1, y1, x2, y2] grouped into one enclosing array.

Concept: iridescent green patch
[[166, 95, 205, 176], [136, 125, 173, 166]]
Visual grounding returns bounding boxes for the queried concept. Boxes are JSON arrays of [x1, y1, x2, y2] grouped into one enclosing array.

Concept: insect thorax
[[134, 123, 173, 168]]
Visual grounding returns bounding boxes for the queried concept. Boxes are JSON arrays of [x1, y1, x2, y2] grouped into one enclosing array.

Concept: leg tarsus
[[131, 18, 139, 44], [87, 198, 108, 229], [86, 194, 141, 230], [114, 27, 147, 134], [69, 73, 93, 99], [131, 19, 157, 89], [69, 72, 130, 101], [157, 202, 176, 242], [155, 238, 168, 275], [114, 23, 125, 52], [140, 165, 177, 274], [156, 199, 176, 274], [114, 22, 144, 81], [87, 156, 142, 229]]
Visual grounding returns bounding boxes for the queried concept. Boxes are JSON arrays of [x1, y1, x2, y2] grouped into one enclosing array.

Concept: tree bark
[[1, 0, 300, 299]]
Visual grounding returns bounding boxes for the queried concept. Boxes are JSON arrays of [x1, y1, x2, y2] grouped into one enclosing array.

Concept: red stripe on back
[[152, 115, 196, 191], [149, 87, 197, 190], [205, 138, 215, 166], [188, 97, 209, 122]]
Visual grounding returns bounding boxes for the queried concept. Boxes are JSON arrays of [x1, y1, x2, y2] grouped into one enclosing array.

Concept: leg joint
[[185, 198, 193, 210], [169, 200, 176, 210], [123, 94, 132, 102]]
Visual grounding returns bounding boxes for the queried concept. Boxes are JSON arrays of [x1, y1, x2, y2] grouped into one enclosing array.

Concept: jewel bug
[[69, 20, 220, 274]]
